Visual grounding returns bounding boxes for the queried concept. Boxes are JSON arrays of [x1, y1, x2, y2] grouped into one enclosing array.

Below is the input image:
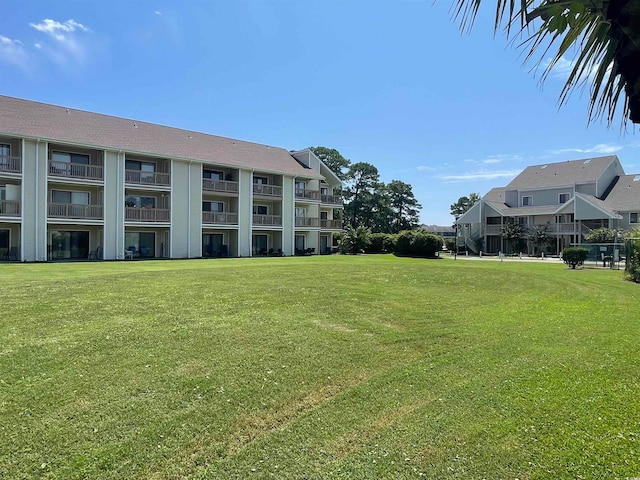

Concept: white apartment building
[[0, 96, 343, 262]]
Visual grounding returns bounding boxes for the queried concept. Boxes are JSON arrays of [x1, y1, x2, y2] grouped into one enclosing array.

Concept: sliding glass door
[[51, 231, 90, 259]]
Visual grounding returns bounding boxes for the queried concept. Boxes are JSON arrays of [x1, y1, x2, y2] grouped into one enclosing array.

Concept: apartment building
[[457, 155, 640, 255], [0, 96, 343, 262]]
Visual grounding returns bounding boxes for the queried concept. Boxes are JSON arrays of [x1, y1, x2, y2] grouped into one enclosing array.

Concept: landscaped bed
[[1, 256, 638, 478]]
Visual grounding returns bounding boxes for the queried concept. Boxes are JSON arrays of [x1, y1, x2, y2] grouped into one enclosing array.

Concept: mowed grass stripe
[[1, 256, 639, 479]]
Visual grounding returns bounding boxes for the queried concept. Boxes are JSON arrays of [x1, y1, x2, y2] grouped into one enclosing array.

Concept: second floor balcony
[[203, 211, 238, 225], [253, 214, 282, 226], [125, 207, 170, 222], [49, 161, 103, 181], [253, 184, 282, 197], [295, 188, 320, 201], [203, 178, 239, 193], [321, 194, 343, 205], [320, 219, 343, 229], [0, 156, 21, 174], [295, 217, 319, 227], [125, 170, 170, 187], [48, 203, 103, 220], [0, 200, 20, 216]]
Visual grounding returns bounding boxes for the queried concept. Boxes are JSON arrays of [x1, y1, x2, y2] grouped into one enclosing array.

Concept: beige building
[[0, 96, 343, 262]]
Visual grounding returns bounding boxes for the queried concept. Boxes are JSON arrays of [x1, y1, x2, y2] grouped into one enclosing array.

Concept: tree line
[[311, 147, 421, 234]]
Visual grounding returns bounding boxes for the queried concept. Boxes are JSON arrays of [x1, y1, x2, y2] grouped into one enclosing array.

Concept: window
[[0, 144, 9, 156], [320, 187, 328, 195], [295, 181, 306, 190], [631, 213, 639, 224], [0, 186, 5, 201], [253, 176, 268, 185], [51, 190, 90, 204], [125, 232, 155, 257], [517, 217, 528, 226], [253, 205, 268, 215], [125, 195, 156, 208], [559, 193, 570, 204], [522, 196, 532, 206], [203, 201, 224, 212], [320, 211, 328, 220], [51, 231, 90, 259], [203, 170, 224, 181], [295, 207, 306, 217], [52, 151, 89, 164]]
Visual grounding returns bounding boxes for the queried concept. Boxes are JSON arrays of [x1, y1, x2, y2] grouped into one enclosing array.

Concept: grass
[[1, 255, 639, 479]]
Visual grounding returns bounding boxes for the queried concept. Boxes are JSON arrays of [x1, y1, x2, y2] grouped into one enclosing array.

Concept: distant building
[[457, 155, 640, 254], [422, 225, 456, 239]]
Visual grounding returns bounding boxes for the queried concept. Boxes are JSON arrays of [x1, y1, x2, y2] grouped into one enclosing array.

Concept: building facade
[[0, 96, 343, 262], [457, 155, 640, 255]]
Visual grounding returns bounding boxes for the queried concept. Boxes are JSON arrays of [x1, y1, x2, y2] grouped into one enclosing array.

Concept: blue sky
[[1, 0, 638, 226]]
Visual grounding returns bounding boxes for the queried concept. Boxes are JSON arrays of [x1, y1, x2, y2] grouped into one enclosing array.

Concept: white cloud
[[155, 10, 163, 15], [549, 143, 623, 155], [0, 35, 29, 69], [29, 18, 90, 65], [441, 170, 521, 182]]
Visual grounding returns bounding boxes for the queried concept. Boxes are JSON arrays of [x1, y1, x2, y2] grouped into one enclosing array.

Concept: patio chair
[[88, 246, 102, 260], [6, 246, 19, 261]]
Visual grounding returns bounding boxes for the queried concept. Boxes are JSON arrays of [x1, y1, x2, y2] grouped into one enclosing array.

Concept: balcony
[[203, 178, 239, 193], [295, 217, 319, 227], [0, 156, 21, 174], [203, 211, 238, 225], [320, 219, 343, 229], [49, 161, 103, 180], [295, 189, 320, 201], [0, 200, 20, 216], [125, 170, 170, 186], [48, 203, 103, 220], [253, 184, 282, 196], [321, 194, 343, 205], [125, 207, 170, 222], [253, 214, 282, 226]]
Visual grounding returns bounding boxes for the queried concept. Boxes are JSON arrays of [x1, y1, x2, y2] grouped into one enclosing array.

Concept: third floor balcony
[[203, 178, 239, 193], [0, 155, 21, 175], [321, 194, 343, 205], [253, 184, 282, 197], [49, 160, 103, 181]]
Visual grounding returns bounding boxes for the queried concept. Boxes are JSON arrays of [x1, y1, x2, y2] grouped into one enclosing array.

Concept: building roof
[[505, 156, 618, 190], [602, 174, 640, 212], [0, 95, 322, 178], [422, 225, 455, 234]]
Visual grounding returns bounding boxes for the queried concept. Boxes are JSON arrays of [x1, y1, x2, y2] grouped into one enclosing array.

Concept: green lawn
[[1, 256, 639, 479]]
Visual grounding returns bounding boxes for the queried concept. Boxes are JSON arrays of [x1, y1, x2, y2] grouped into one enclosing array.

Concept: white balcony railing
[[48, 203, 103, 219], [0, 156, 21, 174], [202, 178, 239, 193], [49, 161, 103, 180], [320, 194, 343, 205], [320, 219, 343, 229], [0, 200, 20, 216], [202, 212, 238, 224], [295, 217, 319, 227], [253, 214, 282, 226], [253, 184, 282, 196], [295, 189, 320, 200], [125, 170, 170, 186], [125, 207, 170, 222]]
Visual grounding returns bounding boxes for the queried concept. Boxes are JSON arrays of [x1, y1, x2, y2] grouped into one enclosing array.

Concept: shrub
[[394, 229, 442, 258], [365, 233, 396, 254], [562, 247, 589, 269], [584, 228, 618, 243], [340, 225, 372, 254], [624, 228, 640, 282]]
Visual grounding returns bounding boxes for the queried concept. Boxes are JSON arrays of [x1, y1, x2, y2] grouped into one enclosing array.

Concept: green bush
[[365, 233, 396, 254], [340, 225, 372, 254], [562, 247, 589, 269], [624, 228, 640, 282], [394, 229, 442, 258], [584, 227, 618, 243]]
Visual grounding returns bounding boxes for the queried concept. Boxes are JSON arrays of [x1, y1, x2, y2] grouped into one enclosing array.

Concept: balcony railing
[[321, 194, 343, 205], [320, 219, 343, 229], [485, 223, 578, 235], [253, 214, 282, 226], [295, 189, 320, 200], [202, 178, 239, 193], [125, 207, 170, 222], [48, 203, 103, 219], [0, 156, 21, 174], [253, 184, 282, 196], [203, 211, 238, 224], [125, 170, 170, 186], [295, 217, 319, 227], [49, 161, 103, 180], [0, 200, 20, 216]]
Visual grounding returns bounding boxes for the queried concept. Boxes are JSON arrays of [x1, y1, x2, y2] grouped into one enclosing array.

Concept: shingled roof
[[602, 174, 640, 211], [505, 156, 618, 190], [0, 95, 322, 178]]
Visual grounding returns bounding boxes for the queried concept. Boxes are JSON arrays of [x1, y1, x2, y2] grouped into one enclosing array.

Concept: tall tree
[[309, 146, 351, 181], [450, 193, 481, 218], [452, 0, 640, 125], [343, 162, 381, 228], [386, 180, 422, 233]]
